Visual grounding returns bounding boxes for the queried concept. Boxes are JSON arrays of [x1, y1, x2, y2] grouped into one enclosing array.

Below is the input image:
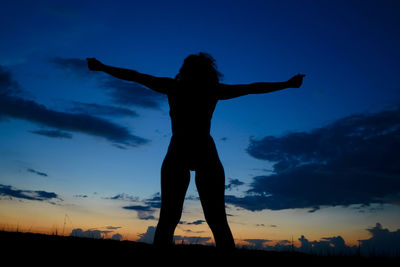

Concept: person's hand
[[86, 58, 104, 71], [286, 74, 306, 88]]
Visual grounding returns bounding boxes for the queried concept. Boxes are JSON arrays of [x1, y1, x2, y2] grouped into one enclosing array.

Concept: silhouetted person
[[87, 53, 305, 249]]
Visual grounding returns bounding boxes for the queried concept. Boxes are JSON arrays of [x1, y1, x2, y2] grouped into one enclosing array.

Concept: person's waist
[[172, 130, 211, 138]]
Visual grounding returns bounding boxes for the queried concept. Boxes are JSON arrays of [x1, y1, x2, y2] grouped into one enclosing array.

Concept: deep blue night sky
[[1, 0, 400, 252]]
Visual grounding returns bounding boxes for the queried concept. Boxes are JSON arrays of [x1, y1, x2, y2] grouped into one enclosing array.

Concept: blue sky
[[1, 0, 400, 252]]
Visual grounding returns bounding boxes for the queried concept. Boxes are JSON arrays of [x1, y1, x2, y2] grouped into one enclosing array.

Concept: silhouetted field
[[1, 231, 397, 266]]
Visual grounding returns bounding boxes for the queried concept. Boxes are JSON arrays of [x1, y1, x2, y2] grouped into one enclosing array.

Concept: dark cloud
[[122, 205, 156, 220], [73, 194, 88, 198], [179, 220, 206, 225], [70, 227, 123, 240], [70, 228, 102, 239], [67, 101, 138, 117], [115, 193, 160, 220], [50, 57, 166, 109], [0, 184, 59, 202], [297, 235, 356, 256], [244, 239, 272, 250], [226, 106, 400, 212], [30, 129, 73, 139], [27, 168, 48, 177], [360, 223, 400, 257], [0, 66, 148, 147], [106, 193, 139, 202], [182, 229, 205, 234], [247, 223, 399, 257], [243, 235, 354, 255], [143, 192, 161, 209], [137, 226, 156, 243], [111, 233, 123, 241], [225, 178, 244, 191], [0, 94, 147, 147], [0, 66, 21, 96]]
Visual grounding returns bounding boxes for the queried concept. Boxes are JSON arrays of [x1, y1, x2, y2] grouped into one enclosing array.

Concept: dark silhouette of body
[[87, 53, 305, 249]]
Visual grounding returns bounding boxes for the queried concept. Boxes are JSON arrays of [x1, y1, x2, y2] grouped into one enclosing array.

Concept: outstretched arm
[[86, 58, 175, 94], [217, 74, 305, 100]]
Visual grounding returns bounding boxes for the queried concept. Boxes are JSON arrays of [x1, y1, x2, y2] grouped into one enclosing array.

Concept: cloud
[[27, 168, 48, 177], [114, 192, 160, 220], [111, 233, 123, 241], [226, 106, 400, 212], [179, 220, 206, 225], [0, 65, 21, 96], [137, 226, 156, 244], [244, 239, 272, 250], [70, 228, 122, 240], [0, 94, 148, 147], [0, 66, 148, 147], [70, 228, 102, 239], [0, 184, 59, 202], [225, 178, 244, 191], [50, 57, 166, 109], [73, 194, 88, 198], [360, 223, 400, 257], [106, 193, 139, 202], [297, 235, 357, 256], [123, 205, 156, 220], [240, 223, 399, 257], [30, 129, 73, 139], [67, 101, 138, 117], [143, 193, 161, 209]]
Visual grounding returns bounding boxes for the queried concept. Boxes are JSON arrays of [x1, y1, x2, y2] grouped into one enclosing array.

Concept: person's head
[[176, 52, 222, 87]]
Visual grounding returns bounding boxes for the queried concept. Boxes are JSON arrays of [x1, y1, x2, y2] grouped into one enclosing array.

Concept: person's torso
[[167, 86, 218, 137]]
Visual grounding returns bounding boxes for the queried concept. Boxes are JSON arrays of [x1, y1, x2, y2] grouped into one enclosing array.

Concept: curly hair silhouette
[[175, 52, 222, 87], [87, 53, 305, 249]]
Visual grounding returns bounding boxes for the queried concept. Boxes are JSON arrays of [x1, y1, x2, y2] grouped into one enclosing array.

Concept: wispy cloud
[[67, 101, 138, 117], [30, 129, 73, 139], [0, 66, 148, 148], [179, 220, 206, 225], [73, 194, 88, 198], [225, 178, 244, 191], [106, 193, 139, 202], [226, 106, 400, 212], [50, 57, 166, 109], [119, 192, 161, 220], [0, 184, 60, 202], [123, 205, 156, 220], [27, 168, 48, 177]]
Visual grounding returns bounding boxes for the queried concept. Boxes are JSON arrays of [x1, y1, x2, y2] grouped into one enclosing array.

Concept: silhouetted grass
[[1, 230, 397, 266]]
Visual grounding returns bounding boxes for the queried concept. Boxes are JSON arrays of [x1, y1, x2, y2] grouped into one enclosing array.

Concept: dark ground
[[1, 231, 398, 266]]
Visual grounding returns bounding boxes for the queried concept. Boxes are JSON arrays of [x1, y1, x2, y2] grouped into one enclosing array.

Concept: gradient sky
[[1, 0, 400, 250]]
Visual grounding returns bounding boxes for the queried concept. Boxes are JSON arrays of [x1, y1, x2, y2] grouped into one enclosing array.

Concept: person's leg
[[195, 156, 235, 249], [154, 152, 190, 247]]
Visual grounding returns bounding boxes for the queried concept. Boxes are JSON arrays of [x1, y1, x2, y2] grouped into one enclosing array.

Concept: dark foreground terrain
[[1, 231, 398, 266]]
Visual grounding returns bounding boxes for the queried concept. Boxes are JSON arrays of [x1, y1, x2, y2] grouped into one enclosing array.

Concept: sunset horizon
[[1, 0, 400, 257]]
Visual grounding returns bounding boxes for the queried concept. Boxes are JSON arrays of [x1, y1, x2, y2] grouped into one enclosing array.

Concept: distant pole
[[291, 235, 294, 252], [62, 214, 67, 236]]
